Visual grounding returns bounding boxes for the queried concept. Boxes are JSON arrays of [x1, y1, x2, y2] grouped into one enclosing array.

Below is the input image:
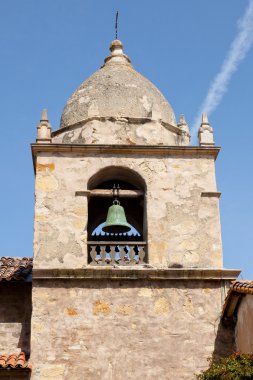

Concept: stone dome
[[60, 40, 176, 129]]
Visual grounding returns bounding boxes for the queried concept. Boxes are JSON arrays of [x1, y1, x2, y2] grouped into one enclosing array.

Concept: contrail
[[191, 0, 253, 142]]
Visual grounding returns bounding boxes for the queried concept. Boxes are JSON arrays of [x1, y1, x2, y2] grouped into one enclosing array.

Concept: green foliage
[[197, 353, 253, 380]]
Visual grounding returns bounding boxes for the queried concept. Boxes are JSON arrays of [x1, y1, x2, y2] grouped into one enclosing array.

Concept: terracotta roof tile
[[231, 280, 253, 294], [0, 257, 33, 281], [222, 279, 253, 319], [0, 352, 32, 370]]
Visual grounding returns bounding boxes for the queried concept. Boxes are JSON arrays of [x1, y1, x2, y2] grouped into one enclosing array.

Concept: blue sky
[[0, 0, 252, 278]]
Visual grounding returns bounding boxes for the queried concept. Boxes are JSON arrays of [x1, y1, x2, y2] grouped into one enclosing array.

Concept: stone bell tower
[[31, 40, 239, 379]]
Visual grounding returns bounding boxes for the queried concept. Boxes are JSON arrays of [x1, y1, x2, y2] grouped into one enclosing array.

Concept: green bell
[[102, 200, 131, 233]]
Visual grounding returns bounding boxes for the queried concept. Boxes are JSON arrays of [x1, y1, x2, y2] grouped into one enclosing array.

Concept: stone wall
[[33, 152, 222, 269], [235, 295, 253, 353], [30, 279, 232, 380], [0, 282, 31, 355], [52, 119, 188, 146]]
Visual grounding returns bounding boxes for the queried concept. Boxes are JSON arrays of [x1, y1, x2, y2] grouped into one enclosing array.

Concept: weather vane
[[115, 11, 119, 39]]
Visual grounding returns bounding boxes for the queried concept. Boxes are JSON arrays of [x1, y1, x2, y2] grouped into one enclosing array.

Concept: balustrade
[[88, 241, 146, 266]]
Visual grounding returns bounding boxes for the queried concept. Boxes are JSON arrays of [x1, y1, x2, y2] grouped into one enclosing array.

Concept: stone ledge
[[32, 267, 240, 281], [31, 144, 220, 172], [31, 144, 220, 157], [201, 192, 221, 198]]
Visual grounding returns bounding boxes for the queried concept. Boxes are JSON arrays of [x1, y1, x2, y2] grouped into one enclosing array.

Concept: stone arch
[[87, 166, 147, 241], [87, 165, 147, 192]]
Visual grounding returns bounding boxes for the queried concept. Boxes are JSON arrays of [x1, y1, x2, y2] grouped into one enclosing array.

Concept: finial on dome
[[104, 39, 131, 66], [110, 39, 123, 52], [178, 114, 190, 145], [198, 112, 214, 146], [37, 108, 52, 144]]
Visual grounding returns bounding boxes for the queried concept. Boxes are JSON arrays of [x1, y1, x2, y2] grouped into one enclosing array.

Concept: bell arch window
[[87, 167, 147, 266]]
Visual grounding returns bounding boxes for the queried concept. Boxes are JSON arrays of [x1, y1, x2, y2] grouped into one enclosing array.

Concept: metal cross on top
[[115, 11, 119, 39]]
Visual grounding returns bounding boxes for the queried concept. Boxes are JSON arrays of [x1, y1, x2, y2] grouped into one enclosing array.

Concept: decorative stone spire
[[41, 109, 48, 122], [177, 114, 190, 145], [104, 40, 131, 66], [198, 112, 214, 146], [36, 109, 52, 143], [201, 112, 208, 124]]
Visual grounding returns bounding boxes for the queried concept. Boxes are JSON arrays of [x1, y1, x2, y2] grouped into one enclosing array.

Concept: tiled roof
[[231, 280, 253, 294], [0, 257, 33, 281], [0, 352, 32, 370], [222, 280, 253, 319]]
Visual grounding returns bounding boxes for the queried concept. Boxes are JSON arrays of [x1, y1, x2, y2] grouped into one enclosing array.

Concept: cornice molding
[[31, 144, 220, 173], [32, 267, 240, 281]]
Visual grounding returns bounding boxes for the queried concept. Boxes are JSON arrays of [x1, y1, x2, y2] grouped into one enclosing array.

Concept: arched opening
[[87, 167, 147, 265]]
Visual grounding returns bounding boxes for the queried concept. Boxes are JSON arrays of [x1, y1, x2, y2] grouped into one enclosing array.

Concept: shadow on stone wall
[[0, 282, 32, 356], [213, 318, 235, 360], [0, 370, 31, 379], [18, 321, 32, 357]]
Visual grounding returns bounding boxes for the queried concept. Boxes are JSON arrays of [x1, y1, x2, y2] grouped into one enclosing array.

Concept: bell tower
[[30, 40, 239, 379]]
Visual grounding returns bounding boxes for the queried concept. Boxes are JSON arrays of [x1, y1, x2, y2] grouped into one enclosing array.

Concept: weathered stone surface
[[53, 39, 192, 147], [53, 118, 188, 146], [59, 40, 176, 131], [30, 279, 233, 380], [30, 39, 228, 380], [198, 113, 214, 147], [36, 109, 52, 144], [33, 153, 222, 269]]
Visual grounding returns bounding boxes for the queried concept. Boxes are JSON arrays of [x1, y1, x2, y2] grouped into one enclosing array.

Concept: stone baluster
[[100, 246, 106, 265], [90, 246, 97, 265], [129, 246, 136, 265], [88, 242, 146, 265], [110, 245, 116, 265], [139, 246, 145, 264], [119, 245, 125, 265]]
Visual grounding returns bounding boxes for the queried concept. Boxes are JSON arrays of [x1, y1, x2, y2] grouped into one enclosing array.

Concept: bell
[[102, 200, 131, 233]]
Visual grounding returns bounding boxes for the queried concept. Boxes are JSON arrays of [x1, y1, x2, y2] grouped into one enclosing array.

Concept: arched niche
[[88, 166, 146, 192], [87, 166, 147, 265], [88, 166, 146, 240]]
